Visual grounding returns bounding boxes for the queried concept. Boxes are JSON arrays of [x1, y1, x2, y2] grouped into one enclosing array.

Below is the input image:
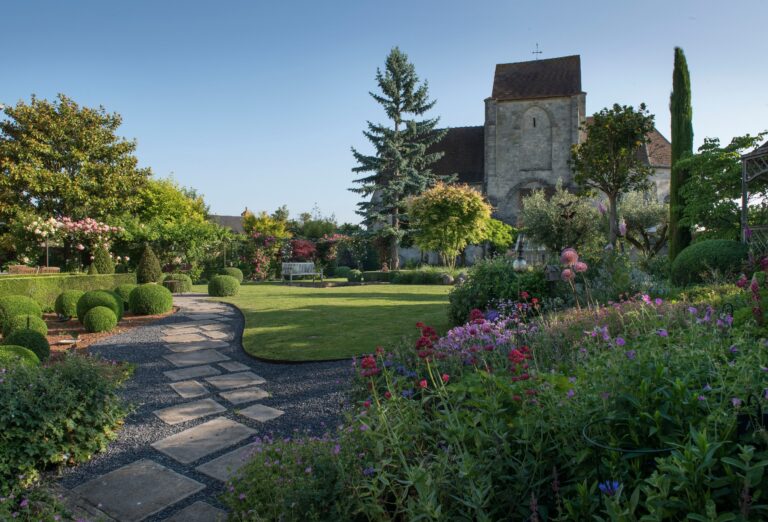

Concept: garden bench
[[281, 262, 323, 283]]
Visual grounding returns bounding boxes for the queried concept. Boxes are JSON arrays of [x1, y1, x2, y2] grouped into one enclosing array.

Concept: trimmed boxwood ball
[[208, 275, 240, 296], [55, 290, 85, 319], [219, 267, 244, 283], [3, 314, 48, 338], [671, 239, 749, 286], [3, 329, 50, 361], [77, 290, 124, 323], [83, 306, 118, 333], [0, 345, 40, 368], [0, 295, 43, 325], [129, 284, 173, 315], [163, 273, 193, 293], [114, 284, 138, 310]]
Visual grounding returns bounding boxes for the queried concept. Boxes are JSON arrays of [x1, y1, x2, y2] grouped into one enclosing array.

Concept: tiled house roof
[[491, 55, 583, 101], [210, 215, 245, 234], [429, 126, 485, 184]]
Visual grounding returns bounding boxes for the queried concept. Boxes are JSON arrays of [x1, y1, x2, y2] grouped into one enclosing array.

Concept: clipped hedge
[[162, 273, 193, 293], [348, 270, 363, 283], [0, 273, 136, 311], [92, 247, 115, 275], [0, 295, 43, 325], [2, 314, 48, 338], [208, 275, 240, 297], [334, 266, 352, 279], [137, 245, 162, 284], [77, 290, 124, 323], [3, 329, 50, 361], [114, 284, 138, 310], [219, 267, 244, 283], [671, 240, 749, 286], [55, 290, 85, 318], [361, 270, 450, 285], [362, 271, 397, 283], [129, 284, 173, 315], [0, 345, 40, 368], [84, 306, 118, 333]]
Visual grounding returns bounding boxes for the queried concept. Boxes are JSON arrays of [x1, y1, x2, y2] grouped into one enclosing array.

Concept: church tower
[[484, 55, 586, 224]]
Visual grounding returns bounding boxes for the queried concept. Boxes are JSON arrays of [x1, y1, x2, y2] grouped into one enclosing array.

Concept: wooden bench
[[281, 262, 323, 283]]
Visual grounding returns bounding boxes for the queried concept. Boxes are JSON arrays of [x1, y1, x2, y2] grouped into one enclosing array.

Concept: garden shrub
[[163, 273, 193, 293], [0, 273, 136, 311], [137, 245, 162, 283], [2, 314, 48, 338], [3, 329, 50, 361], [334, 266, 352, 279], [114, 283, 138, 310], [92, 247, 115, 274], [0, 295, 42, 325], [54, 289, 84, 318], [448, 257, 547, 324], [219, 267, 244, 283], [87, 263, 98, 275], [347, 269, 363, 283], [76, 290, 124, 323], [0, 355, 129, 488], [391, 270, 444, 285], [671, 239, 748, 286], [208, 275, 239, 297], [0, 345, 40, 368], [129, 284, 173, 315], [83, 306, 118, 333]]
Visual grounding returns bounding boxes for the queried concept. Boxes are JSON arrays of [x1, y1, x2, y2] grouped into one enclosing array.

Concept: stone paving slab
[[203, 330, 232, 341], [163, 349, 231, 368], [219, 387, 269, 405], [218, 361, 250, 372], [238, 404, 284, 422], [154, 399, 227, 425], [169, 380, 209, 399], [200, 324, 228, 332], [152, 417, 256, 465], [164, 501, 227, 521], [195, 443, 257, 482], [165, 340, 230, 353], [205, 372, 266, 390], [73, 459, 205, 522], [162, 333, 208, 343], [185, 313, 226, 321], [161, 328, 202, 337], [164, 365, 221, 381]]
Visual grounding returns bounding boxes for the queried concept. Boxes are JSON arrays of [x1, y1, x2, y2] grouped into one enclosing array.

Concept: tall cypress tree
[[350, 47, 448, 269], [669, 47, 694, 260]]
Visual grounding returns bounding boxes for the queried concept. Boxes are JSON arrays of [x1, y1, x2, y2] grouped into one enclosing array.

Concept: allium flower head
[[561, 268, 575, 281], [574, 261, 588, 273], [560, 248, 579, 266]]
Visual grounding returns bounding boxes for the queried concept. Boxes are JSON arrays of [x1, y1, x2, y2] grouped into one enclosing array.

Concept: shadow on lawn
[[283, 290, 450, 303]]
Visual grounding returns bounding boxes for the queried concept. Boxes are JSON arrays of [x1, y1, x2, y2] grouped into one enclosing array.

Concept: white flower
[[124, 256, 130, 262]]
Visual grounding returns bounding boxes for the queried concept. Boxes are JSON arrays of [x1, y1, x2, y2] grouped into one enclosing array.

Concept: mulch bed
[[44, 307, 179, 357]]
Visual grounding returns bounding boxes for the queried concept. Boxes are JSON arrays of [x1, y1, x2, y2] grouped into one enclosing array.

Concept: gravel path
[[57, 294, 352, 521]]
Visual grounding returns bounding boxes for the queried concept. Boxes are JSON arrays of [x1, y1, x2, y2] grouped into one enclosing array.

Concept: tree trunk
[[608, 194, 619, 247], [389, 213, 400, 270]]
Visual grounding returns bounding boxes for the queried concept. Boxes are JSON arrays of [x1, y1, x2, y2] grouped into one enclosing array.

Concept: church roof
[[429, 126, 485, 184], [491, 55, 583, 101], [210, 214, 245, 234]]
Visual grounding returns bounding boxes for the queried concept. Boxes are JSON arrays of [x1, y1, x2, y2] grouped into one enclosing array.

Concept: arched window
[[520, 107, 552, 170]]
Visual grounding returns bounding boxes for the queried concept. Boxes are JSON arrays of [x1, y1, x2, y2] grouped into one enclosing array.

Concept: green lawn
[[196, 282, 451, 361]]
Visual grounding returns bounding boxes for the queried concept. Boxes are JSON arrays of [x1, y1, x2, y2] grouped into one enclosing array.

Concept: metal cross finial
[[532, 43, 542, 59]]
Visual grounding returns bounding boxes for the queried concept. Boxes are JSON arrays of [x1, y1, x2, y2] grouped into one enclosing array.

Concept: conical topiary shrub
[[92, 247, 115, 274], [137, 245, 162, 284]]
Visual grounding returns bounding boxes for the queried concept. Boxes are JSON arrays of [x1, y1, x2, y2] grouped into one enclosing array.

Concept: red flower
[[520, 291, 530, 300], [363, 400, 371, 408], [441, 374, 450, 383], [419, 379, 428, 389], [531, 297, 539, 305], [375, 346, 384, 355], [384, 391, 391, 399], [469, 309, 484, 322], [361, 356, 377, 370], [416, 322, 424, 328]]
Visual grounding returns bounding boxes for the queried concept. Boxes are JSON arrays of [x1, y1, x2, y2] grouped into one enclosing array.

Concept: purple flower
[[729, 345, 739, 354], [703, 383, 712, 391], [19, 499, 28, 508], [697, 395, 706, 401], [657, 329, 668, 338], [625, 350, 637, 361], [687, 306, 698, 315], [732, 397, 742, 408], [642, 294, 651, 304], [615, 337, 626, 347], [238, 493, 247, 500], [654, 298, 663, 306], [598, 480, 621, 496], [566, 389, 575, 398], [332, 444, 341, 455], [363, 466, 375, 476]]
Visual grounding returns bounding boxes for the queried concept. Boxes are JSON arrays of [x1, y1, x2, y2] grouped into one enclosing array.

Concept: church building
[[430, 55, 672, 226]]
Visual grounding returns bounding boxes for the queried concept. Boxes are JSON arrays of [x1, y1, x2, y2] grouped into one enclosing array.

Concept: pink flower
[[76, 244, 85, 251], [441, 373, 450, 383], [561, 268, 575, 281], [574, 261, 588, 273], [419, 379, 428, 389], [560, 248, 579, 266], [619, 220, 627, 236]]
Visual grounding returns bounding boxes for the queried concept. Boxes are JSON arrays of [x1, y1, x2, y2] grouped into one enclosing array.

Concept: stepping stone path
[[63, 296, 286, 521]]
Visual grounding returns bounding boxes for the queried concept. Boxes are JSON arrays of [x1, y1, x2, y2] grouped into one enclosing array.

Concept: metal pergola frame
[[741, 141, 768, 246]]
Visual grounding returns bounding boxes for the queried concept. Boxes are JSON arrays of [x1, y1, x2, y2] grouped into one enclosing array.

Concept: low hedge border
[[361, 270, 451, 285], [0, 273, 136, 311]]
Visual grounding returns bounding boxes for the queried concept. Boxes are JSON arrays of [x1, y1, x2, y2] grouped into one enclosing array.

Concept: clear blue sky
[[3, 0, 767, 223]]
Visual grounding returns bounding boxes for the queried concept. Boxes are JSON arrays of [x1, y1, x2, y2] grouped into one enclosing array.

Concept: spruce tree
[[350, 47, 449, 269], [137, 244, 162, 283], [669, 47, 694, 260]]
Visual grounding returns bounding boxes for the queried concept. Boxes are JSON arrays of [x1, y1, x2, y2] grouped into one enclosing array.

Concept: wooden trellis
[[742, 141, 768, 253]]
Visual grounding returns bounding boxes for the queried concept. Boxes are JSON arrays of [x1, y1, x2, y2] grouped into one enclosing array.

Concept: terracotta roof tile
[[492, 55, 582, 101], [429, 126, 485, 184]]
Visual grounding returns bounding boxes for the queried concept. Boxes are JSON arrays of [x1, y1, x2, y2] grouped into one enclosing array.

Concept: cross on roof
[[532, 43, 542, 59]]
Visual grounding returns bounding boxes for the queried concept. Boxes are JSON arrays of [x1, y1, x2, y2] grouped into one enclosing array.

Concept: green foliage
[[334, 266, 352, 279], [620, 191, 668, 258], [348, 269, 363, 283], [162, 273, 193, 292], [55, 289, 84, 318], [2, 314, 48, 338], [408, 183, 492, 270], [242, 209, 291, 240], [482, 218, 516, 254], [0, 345, 40, 369], [391, 270, 445, 285], [113, 283, 137, 309], [351, 47, 449, 268], [137, 244, 162, 283], [520, 180, 602, 253], [219, 267, 244, 283], [128, 284, 173, 315], [92, 247, 115, 274], [572, 103, 656, 245], [0, 355, 129, 488], [0, 295, 43, 325], [0, 273, 135, 311], [448, 257, 547, 324], [83, 306, 117, 333], [208, 275, 240, 297], [3, 329, 50, 361], [87, 263, 98, 275], [76, 290, 124, 323], [669, 46, 694, 259], [671, 240, 748, 286], [361, 270, 397, 283]]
